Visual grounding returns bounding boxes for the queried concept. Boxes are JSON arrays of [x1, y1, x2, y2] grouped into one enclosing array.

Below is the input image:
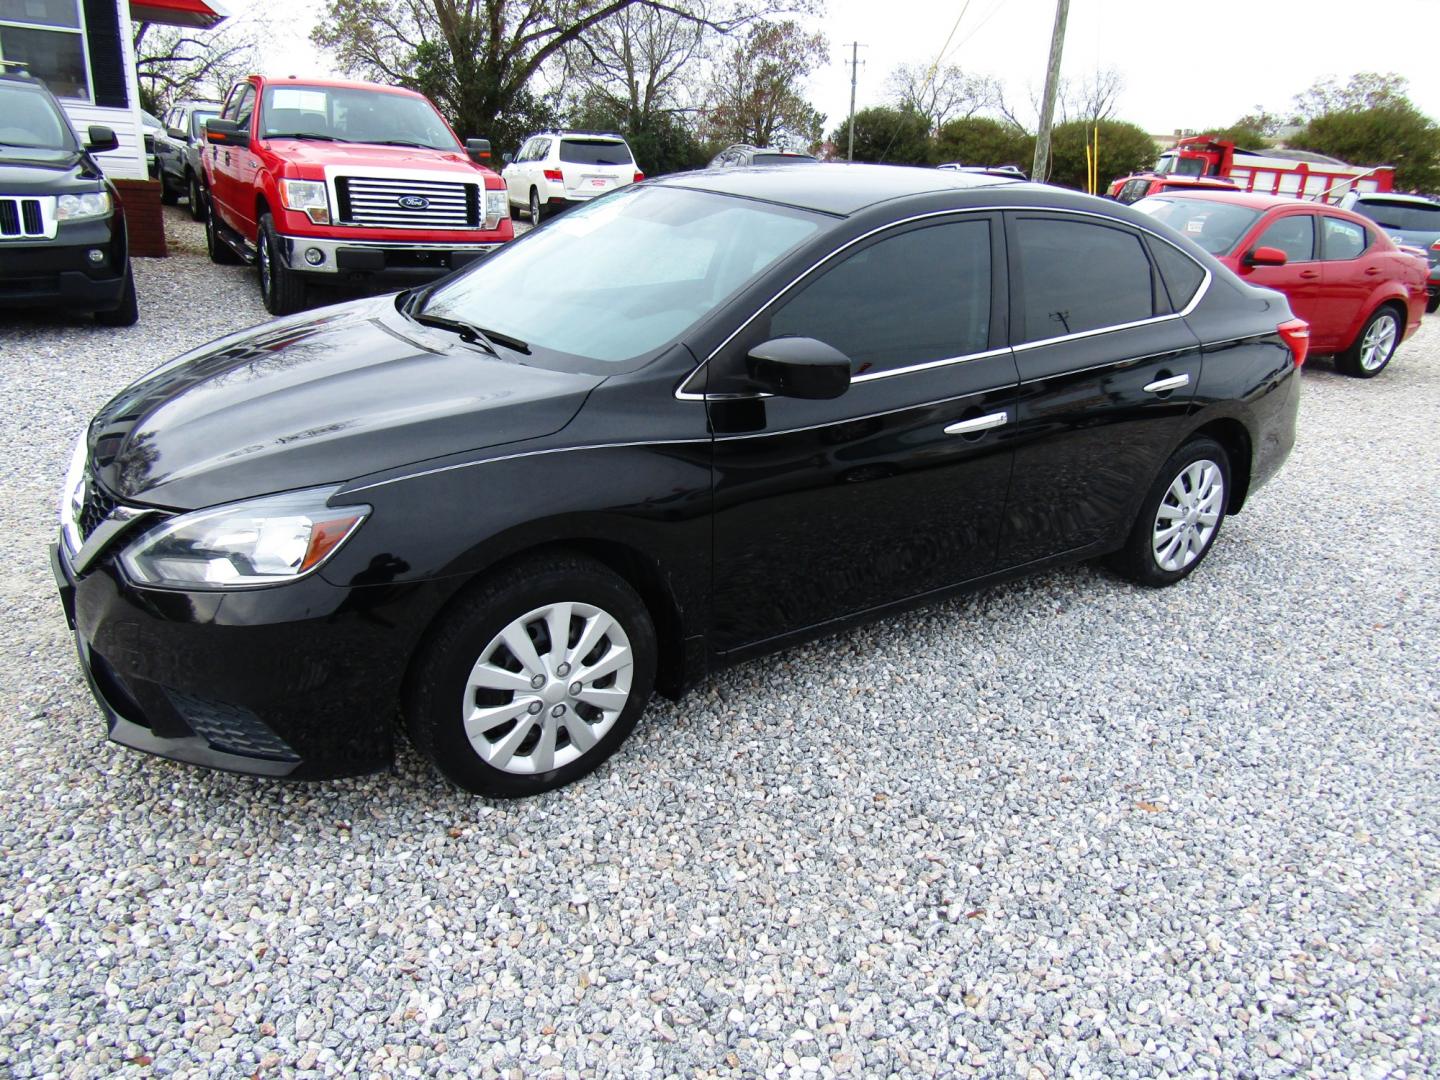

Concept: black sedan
[[53, 165, 1305, 796]]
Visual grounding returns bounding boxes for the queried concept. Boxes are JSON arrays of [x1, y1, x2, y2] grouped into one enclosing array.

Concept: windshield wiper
[[265, 132, 350, 142], [408, 311, 501, 357], [400, 290, 529, 355], [366, 139, 446, 150]]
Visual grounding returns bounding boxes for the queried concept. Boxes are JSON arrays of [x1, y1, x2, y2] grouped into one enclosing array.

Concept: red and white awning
[[129, 0, 230, 29]]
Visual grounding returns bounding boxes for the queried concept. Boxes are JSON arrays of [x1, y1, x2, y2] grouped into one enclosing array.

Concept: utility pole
[[844, 42, 866, 162], [1031, 0, 1070, 183]]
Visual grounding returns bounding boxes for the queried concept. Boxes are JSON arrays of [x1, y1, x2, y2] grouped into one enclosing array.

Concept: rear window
[[1014, 216, 1157, 341], [1132, 197, 1262, 256], [1350, 199, 1440, 233], [559, 139, 632, 166], [752, 153, 816, 164]]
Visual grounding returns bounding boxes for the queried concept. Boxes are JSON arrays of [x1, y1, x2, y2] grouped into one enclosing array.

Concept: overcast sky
[[228, 0, 1440, 138]]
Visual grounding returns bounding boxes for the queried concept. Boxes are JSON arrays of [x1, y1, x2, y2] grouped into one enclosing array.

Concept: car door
[[706, 213, 1019, 654], [1234, 210, 1322, 335], [505, 138, 532, 205], [228, 84, 262, 240], [1314, 215, 1375, 352], [997, 211, 1204, 567], [208, 82, 251, 230]]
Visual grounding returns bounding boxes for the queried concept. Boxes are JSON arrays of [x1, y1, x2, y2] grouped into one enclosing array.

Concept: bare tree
[[993, 66, 1125, 132], [886, 62, 998, 132], [701, 20, 826, 148], [563, 0, 709, 129], [132, 19, 260, 113]]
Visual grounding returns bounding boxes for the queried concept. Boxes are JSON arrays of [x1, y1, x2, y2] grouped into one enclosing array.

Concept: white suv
[[502, 131, 643, 223]]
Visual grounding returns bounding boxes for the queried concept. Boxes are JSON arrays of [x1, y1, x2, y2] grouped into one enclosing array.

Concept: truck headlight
[[120, 487, 369, 589], [56, 191, 111, 221], [280, 179, 330, 225], [484, 187, 507, 229]]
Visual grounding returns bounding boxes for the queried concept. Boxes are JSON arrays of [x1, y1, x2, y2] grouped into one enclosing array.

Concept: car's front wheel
[[1338, 305, 1401, 378], [159, 172, 179, 205], [1108, 436, 1231, 587], [257, 213, 308, 316], [187, 172, 206, 222], [529, 187, 541, 225], [406, 553, 657, 797], [205, 205, 242, 265]]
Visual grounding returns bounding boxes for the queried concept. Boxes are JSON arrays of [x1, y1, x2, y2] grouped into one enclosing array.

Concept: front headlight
[[58, 431, 89, 555], [56, 191, 111, 221], [484, 187, 506, 229], [280, 179, 330, 224], [119, 487, 370, 589]]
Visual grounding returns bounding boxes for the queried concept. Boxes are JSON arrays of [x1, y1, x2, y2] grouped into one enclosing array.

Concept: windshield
[[1132, 197, 1262, 255], [753, 153, 817, 164], [422, 186, 823, 367], [260, 85, 459, 150], [0, 83, 75, 151], [559, 138, 632, 166], [1350, 199, 1440, 234]]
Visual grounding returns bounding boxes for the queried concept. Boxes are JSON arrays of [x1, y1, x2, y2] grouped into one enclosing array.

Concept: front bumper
[[0, 218, 127, 311], [52, 532, 446, 781], [275, 233, 502, 282]]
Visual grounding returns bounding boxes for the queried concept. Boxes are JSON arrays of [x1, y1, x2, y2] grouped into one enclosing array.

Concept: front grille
[[78, 478, 117, 541], [0, 197, 46, 238], [335, 176, 479, 229]]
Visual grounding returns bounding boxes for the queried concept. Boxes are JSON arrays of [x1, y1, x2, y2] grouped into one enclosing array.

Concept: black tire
[[205, 205, 241, 265], [187, 172, 206, 222], [1426, 294, 1439, 315], [529, 187, 541, 225], [93, 263, 139, 327], [1107, 437, 1231, 587], [1336, 305, 1402, 379], [405, 553, 657, 797], [257, 213, 308, 316], [159, 173, 179, 205]]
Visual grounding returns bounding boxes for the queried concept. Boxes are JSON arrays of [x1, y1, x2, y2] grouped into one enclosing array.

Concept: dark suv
[[155, 99, 221, 220], [0, 71, 137, 325], [1341, 192, 1440, 313]]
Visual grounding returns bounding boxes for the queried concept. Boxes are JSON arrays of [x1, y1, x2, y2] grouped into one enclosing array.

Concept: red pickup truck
[[203, 76, 512, 315]]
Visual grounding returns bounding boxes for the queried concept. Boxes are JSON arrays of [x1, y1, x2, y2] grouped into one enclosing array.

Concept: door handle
[[1364, 267, 1382, 276], [1299, 270, 1320, 280], [1143, 373, 1190, 394], [945, 411, 1009, 436]]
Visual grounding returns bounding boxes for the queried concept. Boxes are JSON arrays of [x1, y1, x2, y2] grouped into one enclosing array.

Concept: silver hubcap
[[1152, 459, 1224, 572], [1360, 314, 1397, 372], [259, 235, 271, 292], [462, 602, 633, 775], [531, 193, 539, 220]]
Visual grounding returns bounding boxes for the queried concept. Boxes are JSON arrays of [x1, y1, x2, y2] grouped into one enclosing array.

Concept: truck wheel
[[529, 187, 541, 225], [94, 263, 139, 327], [205, 206, 242, 265], [187, 172, 206, 222], [258, 213, 308, 316], [159, 174, 179, 206]]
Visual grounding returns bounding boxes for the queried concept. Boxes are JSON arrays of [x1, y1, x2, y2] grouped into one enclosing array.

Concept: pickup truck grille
[[334, 177, 479, 229], [0, 197, 46, 239]]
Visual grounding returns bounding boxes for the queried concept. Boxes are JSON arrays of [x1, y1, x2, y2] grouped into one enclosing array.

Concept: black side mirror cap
[[465, 138, 492, 163], [85, 125, 119, 153], [746, 337, 852, 400], [203, 118, 248, 147]]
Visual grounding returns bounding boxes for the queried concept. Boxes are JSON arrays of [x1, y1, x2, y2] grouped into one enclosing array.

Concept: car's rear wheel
[[205, 205, 241, 265], [187, 172, 206, 222], [529, 187, 541, 225], [1338, 306, 1401, 378], [159, 173, 179, 205], [1108, 437, 1230, 587], [1426, 293, 1439, 315], [93, 263, 138, 327], [257, 213, 308, 316], [406, 553, 656, 797]]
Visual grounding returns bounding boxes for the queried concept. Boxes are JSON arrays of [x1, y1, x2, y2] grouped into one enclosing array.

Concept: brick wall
[[112, 179, 168, 258]]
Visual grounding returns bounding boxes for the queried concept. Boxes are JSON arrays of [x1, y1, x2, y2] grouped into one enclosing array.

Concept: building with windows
[[0, 0, 228, 252]]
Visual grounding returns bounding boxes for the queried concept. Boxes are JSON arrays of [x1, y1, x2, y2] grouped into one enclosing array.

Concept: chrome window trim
[[673, 204, 1212, 401]]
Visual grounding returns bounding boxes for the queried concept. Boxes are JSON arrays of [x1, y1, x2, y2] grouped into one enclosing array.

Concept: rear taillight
[[1277, 318, 1310, 367], [543, 168, 563, 183], [633, 171, 645, 183]]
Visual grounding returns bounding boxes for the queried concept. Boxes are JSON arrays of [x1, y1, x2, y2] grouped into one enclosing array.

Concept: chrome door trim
[[944, 411, 1009, 436]]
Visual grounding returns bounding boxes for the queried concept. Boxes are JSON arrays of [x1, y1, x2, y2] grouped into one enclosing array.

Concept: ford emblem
[[398, 195, 429, 210]]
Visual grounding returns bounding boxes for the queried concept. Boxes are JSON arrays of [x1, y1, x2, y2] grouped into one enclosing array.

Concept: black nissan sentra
[[53, 165, 1305, 797]]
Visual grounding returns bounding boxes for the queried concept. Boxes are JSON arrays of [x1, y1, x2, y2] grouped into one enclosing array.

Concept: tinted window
[[752, 153, 816, 165], [768, 219, 992, 376], [559, 139, 632, 165], [1254, 214, 1315, 262], [1148, 239, 1205, 311], [1015, 217, 1155, 341], [1322, 217, 1367, 260], [1131, 197, 1262, 256], [1351, 199, 1440, 233]]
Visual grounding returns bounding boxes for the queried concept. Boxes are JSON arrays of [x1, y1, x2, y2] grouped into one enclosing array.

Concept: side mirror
[[167, 125, 187, 140], [204, 118, 248, 147], [465, 138, 491, 163], [501, 151, 513, 164], [1245, 245, 1288, 268], [746, 337, 851, 400], [85, 125, 119, 153]]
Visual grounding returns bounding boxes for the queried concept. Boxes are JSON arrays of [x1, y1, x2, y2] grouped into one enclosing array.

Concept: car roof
[[1150, 190, 1362, 212], [1351, 192, 1436, 206], [254, 76, 427, 99], [661, 162, 1020, 216]]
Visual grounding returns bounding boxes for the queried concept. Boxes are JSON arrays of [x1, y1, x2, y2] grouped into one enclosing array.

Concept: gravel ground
[[1, 207, 1437, 1079]]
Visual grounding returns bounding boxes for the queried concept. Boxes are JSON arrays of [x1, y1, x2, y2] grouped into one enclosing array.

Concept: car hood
[[271, 140, 495, 178], [0, 148, 106, 193], [87, 297, 603, 510]]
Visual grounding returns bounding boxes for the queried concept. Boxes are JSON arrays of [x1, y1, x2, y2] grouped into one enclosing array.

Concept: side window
[[1147, 238, 1206, 312], [1014, 216, 1156, 341], [1322, 217, 1368, 260], [1254, 214, 1315, 262], [766, 219, 992, 377], [230, 85, 256, 132], [220, 83, 246, 121]]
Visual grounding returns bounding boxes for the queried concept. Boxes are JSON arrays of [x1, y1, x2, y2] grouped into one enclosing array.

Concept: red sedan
[[1134, 191, 1427, 377]]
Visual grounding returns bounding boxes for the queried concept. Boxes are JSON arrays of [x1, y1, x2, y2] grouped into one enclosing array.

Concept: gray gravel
[[1, 207, 1437, 1079]]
